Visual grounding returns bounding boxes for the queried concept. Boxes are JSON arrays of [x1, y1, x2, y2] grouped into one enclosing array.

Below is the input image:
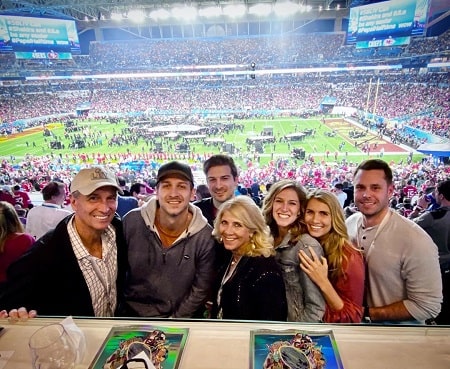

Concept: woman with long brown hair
[[299, 189, 365, 323], [0, 201, 35, 288], [262, 180, 325, 322]]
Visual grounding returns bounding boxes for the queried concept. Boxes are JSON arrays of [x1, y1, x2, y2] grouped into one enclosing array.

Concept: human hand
[[417, 195, 429, 209], [299, 247, 329, 287], [0, 307, 37, 322]]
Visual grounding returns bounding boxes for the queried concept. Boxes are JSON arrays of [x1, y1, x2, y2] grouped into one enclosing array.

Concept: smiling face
[[218, 210, 252, 253], [272, 188, 301, 231], [354, 169, 394, 226], [156, 176, 195, 218], [304, 198, 332, 241], [206, 165, 238, 204], [71, 186, 118, 235]]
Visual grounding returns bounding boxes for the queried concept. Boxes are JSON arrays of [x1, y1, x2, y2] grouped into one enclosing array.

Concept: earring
[[219, 237, 223, 243], [250, 236, 256, 250]]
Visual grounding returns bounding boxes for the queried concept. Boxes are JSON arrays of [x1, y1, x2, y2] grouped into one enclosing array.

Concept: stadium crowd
[[1, 29, 449, 73], [1, 73, 449, 140], [1, 29, 449, 145]]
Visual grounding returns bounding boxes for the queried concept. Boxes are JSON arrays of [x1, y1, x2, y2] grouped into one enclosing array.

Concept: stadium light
[[86, 1, 323, 23], [172, 6, 197, 20], [25, 64, 404, 82], [248, 4, 272, 17], [273, 2, 301, 16], [110, 12, 123, 21], [149, 8, 171, 20], [198, 6, 223, 18], [128, 9, 146, 23], [223, 4, 246, 18]]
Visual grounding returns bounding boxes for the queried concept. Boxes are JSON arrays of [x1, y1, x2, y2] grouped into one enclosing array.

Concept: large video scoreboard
[[0, 15, 80, 59], [347, 0, 430, 49]]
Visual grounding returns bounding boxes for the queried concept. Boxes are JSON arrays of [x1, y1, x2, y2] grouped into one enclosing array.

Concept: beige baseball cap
[[70, 167, 123, 195]]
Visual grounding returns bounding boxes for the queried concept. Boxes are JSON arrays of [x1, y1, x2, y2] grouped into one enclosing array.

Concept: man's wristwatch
[[363, 306, 372, 323]]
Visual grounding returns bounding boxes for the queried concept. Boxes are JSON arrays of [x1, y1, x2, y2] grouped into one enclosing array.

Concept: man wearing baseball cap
[[122, 161, 216, 318], [0, 166, 128, 317]]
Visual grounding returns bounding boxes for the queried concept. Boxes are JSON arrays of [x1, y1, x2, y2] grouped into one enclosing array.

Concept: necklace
[[357, 209, 392, 260], [222, 255, 241, 285], [230, 255, 241, 266]]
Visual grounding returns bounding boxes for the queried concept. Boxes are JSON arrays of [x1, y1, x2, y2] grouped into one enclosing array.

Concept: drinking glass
[[29, 323, 77, 369]]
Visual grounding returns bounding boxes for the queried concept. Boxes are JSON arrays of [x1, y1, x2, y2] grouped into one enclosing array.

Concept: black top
[[0, 214, 128, 316], [212, 255, 287, 321], [193, 197, 216, 226]]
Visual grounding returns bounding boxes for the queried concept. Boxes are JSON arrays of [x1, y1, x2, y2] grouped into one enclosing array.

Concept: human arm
[[410, 195, 433, 219], [299, 248, 344, 311], [412, 210, 433, 229], [297, 239, 326, 322], [0, 249, 42, 312], [365, 221, 442, 322], [401, 229, 442, 321], [255, 274, 287, 321], [0, 227, 93, 317], [372, 258, 442, 323], [252, 264, 287, 321], [300, 245, 365, 323], [408, 207, 423, 219], [367, 301, 413, 322], [0, 227, 69, 314], [172, 234, 216, 318]]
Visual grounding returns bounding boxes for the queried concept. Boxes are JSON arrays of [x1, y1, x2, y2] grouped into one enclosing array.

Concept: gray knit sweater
[[346, 210, 442, 322]]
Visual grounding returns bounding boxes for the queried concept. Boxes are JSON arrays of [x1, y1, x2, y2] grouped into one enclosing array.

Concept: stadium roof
[[0, 0, 350, 23]]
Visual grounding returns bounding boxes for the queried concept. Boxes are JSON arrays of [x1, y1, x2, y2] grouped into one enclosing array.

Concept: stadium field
[[0, 116, 421, 168]]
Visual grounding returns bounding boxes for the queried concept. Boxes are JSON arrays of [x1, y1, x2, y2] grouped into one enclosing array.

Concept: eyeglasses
[[122, 358, 149, 369]]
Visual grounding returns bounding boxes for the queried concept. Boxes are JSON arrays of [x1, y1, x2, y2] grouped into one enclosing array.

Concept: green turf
[[0, 117, 424, 167]]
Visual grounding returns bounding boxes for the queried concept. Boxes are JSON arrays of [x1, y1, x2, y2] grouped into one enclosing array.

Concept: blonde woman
[[0, 201, 35, 287], [212, 196, 287, 321], [299, 189, 365, 323]]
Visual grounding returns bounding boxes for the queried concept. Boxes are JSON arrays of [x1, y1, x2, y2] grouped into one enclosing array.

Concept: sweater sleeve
[[172, 231, 216, 318], [253, 269, 288, 321], [412, 212, 433, 230], [323, 247, 365, 323], [402, 230, 442, 321], [298, 237, 326, 322]]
